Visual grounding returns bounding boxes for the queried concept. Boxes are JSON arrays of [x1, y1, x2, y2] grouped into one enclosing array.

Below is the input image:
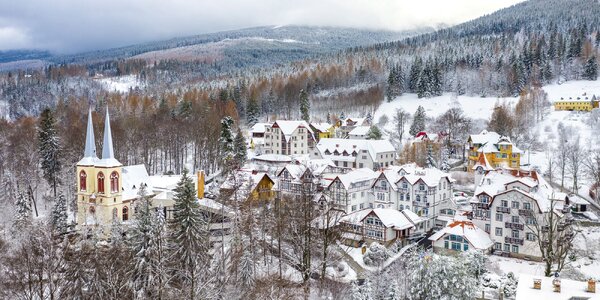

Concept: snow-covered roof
[[339, 208, 372, 225], [332, 168, 378, 190], [429, 216, 493, 250], [342, 117, 367, 127], [311, 122, 333, 133], [349, 126, 370, 136], [470, 130, 522, 155], [340, 208, 423, 230], [469, 130, 501, 145], [251, 122, 271, 134], [252, 154, 292, 163], [389, 163, 455, 187], [122, 164, 153, 200], [515, 273, 598, 300], [272, 120, 314, 142], [220, 169, 274, 201], [315, 138, 396, 163]]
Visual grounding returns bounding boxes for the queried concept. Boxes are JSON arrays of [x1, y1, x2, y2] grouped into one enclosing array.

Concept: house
[[263, 120, 316, 156], [553, 95, 599, 112], [339, 208, 424, 247], [220, 170, 275, 202], [413, 131, 447, 144], [348, 126, 371, 139], [249, 122, 272, 154], [370, 164, 455, 231], [276, 164, 319, 197], [336, 117, 371, 138], [312, 138, 396, 170], [310, 122, 335, 141], [515, 273, 598, 299], [467, 130, 522, 172], [429, 215, 493, 254], [325, 168, 379, 213], [470, 168, 575, 260]]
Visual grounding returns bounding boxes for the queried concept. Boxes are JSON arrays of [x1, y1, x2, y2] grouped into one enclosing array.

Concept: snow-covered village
[[2, 0, 600, 299]]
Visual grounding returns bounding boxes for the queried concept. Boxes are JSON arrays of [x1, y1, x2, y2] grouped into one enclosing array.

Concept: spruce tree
[[409, 57, 422, 93], [130, 185, 154, 298], [220, 116, 235, 171], [246, 96, 259, 126], [38, 108, 61, 196], [233, 128, 247, 168], [426, 143, 436, 168], [14, 190, 32, 231], [51, 192, 69, 234], [169, 169, 207, 299], [583, 56, 598, 81], [409, 106, 426, 136], [299, 89, 310, 122], [386, 70, 395, 102], [366, 125, 383, 140]]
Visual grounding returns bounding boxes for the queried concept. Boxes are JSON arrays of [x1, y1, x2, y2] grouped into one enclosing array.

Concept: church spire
[[102, 106, 115, 160], [83, 108, 97, 158]]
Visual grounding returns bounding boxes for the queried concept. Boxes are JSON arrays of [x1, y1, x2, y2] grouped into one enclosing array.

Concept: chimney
[[588, 279, 596, 293], [533, 278, 541, 290], [197, 170, 205, 199]]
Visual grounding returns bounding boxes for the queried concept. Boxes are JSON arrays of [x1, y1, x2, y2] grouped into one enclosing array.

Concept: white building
[[370, 164, 455, 231], [348, 126, 371, 139], [470, 169, 575, 260], [429, 215, 493, 253], [249, 122, 271, 155], [312, 138, 396, 170], [324, 168, 379, 213], [264, 120, 316, 156]]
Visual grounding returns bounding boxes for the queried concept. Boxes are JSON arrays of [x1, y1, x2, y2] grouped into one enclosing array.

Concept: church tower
[[76, 107, 124, 228]]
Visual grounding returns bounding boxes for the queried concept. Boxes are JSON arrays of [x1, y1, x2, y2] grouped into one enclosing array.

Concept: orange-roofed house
[[429, 216, 494, 254]]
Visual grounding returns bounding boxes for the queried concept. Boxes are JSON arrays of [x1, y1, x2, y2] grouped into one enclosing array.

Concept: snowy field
[[95, 74, 144, 93]]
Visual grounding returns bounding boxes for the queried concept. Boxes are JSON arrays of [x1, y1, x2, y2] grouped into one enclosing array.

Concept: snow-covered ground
[[95, 74, 144, 93]]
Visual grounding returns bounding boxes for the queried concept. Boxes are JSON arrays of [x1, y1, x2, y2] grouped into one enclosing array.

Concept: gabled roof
[[360, 208, 424, 230], [349, 126, 370, 136], [469, 130, 501, 145], [251, 122, 272, 134], [315, 138, 395, 163], [122, 164, 153, 200], [311, 122, 333, 133], [390, 163, 454, 187], [272, 120, 314, 142], [473, 152, 493, 171], [328, 168, 378, 190], [429, 216, 493, 250]]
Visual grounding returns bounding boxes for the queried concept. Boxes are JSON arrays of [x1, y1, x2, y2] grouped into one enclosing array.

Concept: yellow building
[[553, 96, 599, 112], [310, 122, 336, 141], [220, 170, 275, 202], [77, 108, 127, 228], [467, 130, 522, 172]]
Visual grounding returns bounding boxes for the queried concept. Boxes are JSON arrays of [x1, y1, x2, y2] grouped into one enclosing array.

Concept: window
[[416, 195, 421, 202], [352, 205, 357, 211], [444, 240, 449, 249], [511, 201, 519, 209], [485, 224, 491, 233], [110, 171, 119, 193], [419, 184, 425, 191], [496, 213, 503, 221], [463, 244, 469, 251], [526, 232, 535, 241], [495, 227, 503, 236], [97, 172, 105, 194], [122, 206, 129, 221], [512, 245, 519, 253], [89, 206, 95, 214], [511, 230, 519, 238], [359, 203, 364, 209], [494, 242, 502, 250], [501, 200, 508, 207], [504, 244, 510, 252], [402, 182, 408, 189], [523, 202, 531, 210], [79, 170, 87, 191], [526, 217, 536, 225], [511, 216, 519, 223]]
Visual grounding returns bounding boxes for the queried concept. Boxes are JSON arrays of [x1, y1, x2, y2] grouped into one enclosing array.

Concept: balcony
[[496, 207, 511, 214], [518, 209, 533, 217], [475, 203, 490, 210], [374, 186, 388, 193], [505, 237, 524, 245], [505, 222, 524, 230], [412, 201, 430, 207]]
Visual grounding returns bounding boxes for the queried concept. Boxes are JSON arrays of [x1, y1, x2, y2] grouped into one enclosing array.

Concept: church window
[[98, 172, 105, 194], [122, 206, 129, 221], [79, 170, 87, 191], [110, 171, 119, 193]]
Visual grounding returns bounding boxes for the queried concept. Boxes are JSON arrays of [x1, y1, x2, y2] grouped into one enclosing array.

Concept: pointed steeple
[[102, 106, 115, 160], [84, 108, 97, 158]]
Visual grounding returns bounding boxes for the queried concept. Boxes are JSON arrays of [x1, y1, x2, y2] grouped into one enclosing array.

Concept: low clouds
[[0, 0, 524, 53]]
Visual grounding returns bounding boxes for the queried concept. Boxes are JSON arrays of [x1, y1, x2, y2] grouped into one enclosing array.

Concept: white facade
[[312, 138, 396, 170], [264, 120, 316, 156]]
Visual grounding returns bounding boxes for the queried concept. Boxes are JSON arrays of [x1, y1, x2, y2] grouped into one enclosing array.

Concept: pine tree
[[169, 169, 208, 299], [38, 108, 61, 197], [366, 125, 383, 140], [130, 185, 154, 298], [233, 128, 247, 168], [351, 279, 374, 300], [326, 112, 332, 124], [426, 143, 436, 168], [246, 96, 259, 126], [13, 190, 32, 231], [409, 57, 422, 93], [239, 246, 255, 288], [51, 192, 69, 234], [299, 89, 310, 122], [440, 147, 451, 172], [583, 56, 598, 81], [409, 106, 426, 136], [220, 116, 235, 171]]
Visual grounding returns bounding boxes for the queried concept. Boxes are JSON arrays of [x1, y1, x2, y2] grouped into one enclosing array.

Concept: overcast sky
[[0, 0, 524, 54]]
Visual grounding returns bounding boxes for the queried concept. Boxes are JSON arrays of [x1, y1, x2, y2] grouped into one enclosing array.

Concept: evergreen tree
[[38, 108, 61, 196], [409, 57, 422, 93], [130, 185, 154, 298], [326, 112, 332, 124], [13, 190, 32, 231], [583, 56, 598, 80], [169, 169, 208, 299], [233, 128, 247, 168], [246, 96, 259, 126], [299, 89, 310, 122], [426, 143, 436, 168], [220, 116, 235, 171], [386, 70, 395, 102], [409, 106, 426, 136], [239, 246, 255, 288], [440, 147, 451, 172], [51, 192, 69, 234], [351, 279, 374, 300], [366, 125, 383, 140]]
